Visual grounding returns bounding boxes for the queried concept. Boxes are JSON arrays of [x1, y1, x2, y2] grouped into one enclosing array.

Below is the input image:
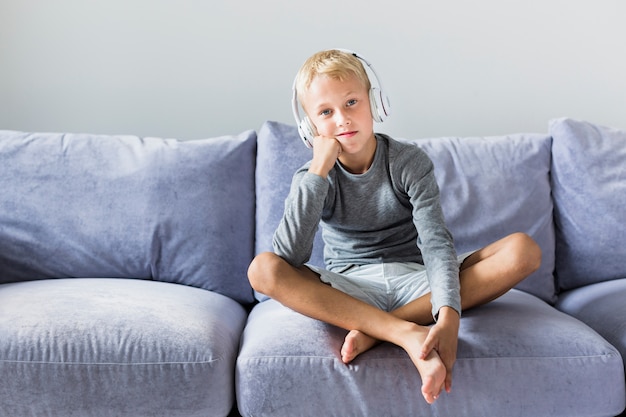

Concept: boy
[[248, 49, 541, 404]]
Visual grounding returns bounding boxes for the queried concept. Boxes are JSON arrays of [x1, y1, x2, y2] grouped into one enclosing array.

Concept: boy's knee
[[248, 252, 282, 295], [509, 232, 541, 275]]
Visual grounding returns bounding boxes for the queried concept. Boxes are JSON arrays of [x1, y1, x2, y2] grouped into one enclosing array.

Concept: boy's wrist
[[308, 164, 330, 178], [437, 306, 460, 326]]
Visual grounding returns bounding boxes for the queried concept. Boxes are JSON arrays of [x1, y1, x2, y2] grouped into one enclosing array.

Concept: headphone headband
[[291, 49, 391, 148]]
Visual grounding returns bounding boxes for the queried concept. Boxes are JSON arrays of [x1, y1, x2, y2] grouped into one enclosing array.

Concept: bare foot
[[340, 330, 380, 363], [416, 349, 446, 404], [400, 325, 446, 404]]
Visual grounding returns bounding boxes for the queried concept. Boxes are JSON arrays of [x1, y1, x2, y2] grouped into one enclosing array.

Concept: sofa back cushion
[[255, 121, 556, 303], [550, 118, 626, 291], [411, 133, 555, 302], [0, 130, 256, 304]]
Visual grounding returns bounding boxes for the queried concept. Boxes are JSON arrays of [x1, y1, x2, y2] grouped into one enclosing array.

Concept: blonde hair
[[294, 49, 371, 107]]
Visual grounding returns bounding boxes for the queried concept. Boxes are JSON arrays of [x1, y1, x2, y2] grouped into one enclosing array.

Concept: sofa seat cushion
[[236, 290, 625, 417], [557, 278, 626, 363], [550, 118, 626, 291], [255, 121, 556, 303], [0, 130, 257, 304], [0, 278, 247, 417]]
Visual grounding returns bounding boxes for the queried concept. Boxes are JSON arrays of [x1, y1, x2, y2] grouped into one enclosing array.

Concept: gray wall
[[2, 0, 625, 140]]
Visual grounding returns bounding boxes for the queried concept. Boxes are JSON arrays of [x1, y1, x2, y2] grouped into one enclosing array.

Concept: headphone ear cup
[[298, 116, 316, 148], [369, 87, 391, 123]]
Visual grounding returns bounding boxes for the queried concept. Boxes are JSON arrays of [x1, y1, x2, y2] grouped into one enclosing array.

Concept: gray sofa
[[1, 117, 625, 417]]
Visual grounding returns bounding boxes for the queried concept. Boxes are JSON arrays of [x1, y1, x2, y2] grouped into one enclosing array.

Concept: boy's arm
[[402, 150, 461, 319], [272, 169, 329, 267], [273, 135, 341, 266]]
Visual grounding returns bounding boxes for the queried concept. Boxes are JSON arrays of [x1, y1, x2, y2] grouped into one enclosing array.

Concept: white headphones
[[291, 49, 391, 148]]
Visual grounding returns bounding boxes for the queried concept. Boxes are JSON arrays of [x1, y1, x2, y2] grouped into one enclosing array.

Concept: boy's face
[[302, 73, 375, 156]]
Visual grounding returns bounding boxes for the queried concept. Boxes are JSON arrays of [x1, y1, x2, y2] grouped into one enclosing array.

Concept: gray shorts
[[308, 253, 472, 312]]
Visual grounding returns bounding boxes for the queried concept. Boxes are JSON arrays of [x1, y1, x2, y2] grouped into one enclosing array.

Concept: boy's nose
[[335, 111, 351, 126]]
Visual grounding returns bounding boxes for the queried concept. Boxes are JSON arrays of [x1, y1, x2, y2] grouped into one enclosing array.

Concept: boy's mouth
[[337, 131, 357, 138]]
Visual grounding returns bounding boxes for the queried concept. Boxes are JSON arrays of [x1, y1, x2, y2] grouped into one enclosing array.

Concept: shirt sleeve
[[272, 169, 329, 267], [399, 148, 461, 319]]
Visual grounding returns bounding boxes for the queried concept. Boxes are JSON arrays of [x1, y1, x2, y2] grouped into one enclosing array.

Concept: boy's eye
[[320, 109, 331, 117], [347, 99, 357, 107]]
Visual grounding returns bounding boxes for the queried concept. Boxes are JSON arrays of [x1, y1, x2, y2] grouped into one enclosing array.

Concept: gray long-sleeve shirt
[[273, 133, 460, 317]]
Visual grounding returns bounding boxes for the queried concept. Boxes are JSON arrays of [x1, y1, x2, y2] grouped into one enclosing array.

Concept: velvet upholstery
[[237, 291, 624, 417], [549, 118, 626, 291], [0, 130, 257, 305], [557, 279, 626, 363], [550, 120, 626, 417], [408, 133, 555, 303], [0, 129, 256, 416], [0, 278, 247, 417]]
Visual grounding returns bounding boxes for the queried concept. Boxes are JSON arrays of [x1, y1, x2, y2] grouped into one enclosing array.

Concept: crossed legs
[[247, 232, 541, 403], [341, 232, 542, 363]]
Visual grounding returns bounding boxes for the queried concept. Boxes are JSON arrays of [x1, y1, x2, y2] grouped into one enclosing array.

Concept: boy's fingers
[[438, 348, 456, 393], [445, 372, 453, 393], [420, 331, 436, 359]]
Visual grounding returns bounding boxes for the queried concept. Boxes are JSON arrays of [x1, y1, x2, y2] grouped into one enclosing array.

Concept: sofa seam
[[237, 353, 620, 362], [0, 359, 224, 366]]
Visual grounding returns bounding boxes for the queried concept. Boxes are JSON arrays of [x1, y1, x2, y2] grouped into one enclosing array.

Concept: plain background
[[1, 0, 625, 140]]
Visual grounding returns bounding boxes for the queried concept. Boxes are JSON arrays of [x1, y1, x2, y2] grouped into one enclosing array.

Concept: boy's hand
[[420, 306, 460, 394], [308, 135, 342, 178]]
